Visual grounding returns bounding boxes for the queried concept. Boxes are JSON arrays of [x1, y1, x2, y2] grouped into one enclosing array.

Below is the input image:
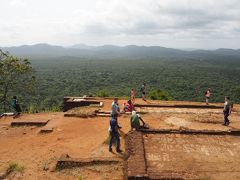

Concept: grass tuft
[[6, 162, 25, 174]]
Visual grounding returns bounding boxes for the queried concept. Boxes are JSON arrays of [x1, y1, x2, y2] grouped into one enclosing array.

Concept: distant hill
[[1, 43, 240, 60]]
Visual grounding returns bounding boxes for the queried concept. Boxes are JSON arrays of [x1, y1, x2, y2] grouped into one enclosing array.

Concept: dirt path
[[0, 112, 129, 179]]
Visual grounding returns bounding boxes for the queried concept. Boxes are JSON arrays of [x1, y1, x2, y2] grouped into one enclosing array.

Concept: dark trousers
[[109, 132, 120, 150], [14, 104, 22, 114], [224, 111, 230, 124]]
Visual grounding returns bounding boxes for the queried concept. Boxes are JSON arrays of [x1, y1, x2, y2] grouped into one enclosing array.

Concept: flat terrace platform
[[63, 97, 103, 112], [134, 103, 223, 109], [125, 130, 240, 180]]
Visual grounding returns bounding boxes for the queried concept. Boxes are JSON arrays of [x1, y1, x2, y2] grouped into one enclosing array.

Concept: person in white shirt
[[205, 88, 211, 105]]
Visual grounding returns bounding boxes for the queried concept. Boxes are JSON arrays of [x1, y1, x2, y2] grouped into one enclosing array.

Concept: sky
[[0, 0, 240, 49]]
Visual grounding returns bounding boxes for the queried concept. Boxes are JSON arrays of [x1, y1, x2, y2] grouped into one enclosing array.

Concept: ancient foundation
[[134, 103, 223, 109], [11, 119, 49, 126], [125, 130, 240, 180], [56, 154, 121, 170], [63, 97, 103, 112]]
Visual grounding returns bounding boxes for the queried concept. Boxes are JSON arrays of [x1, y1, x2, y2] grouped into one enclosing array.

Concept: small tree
[[148, 89, 173, 101], [0, 49, 35, 112], [96, 90, 109, 97]]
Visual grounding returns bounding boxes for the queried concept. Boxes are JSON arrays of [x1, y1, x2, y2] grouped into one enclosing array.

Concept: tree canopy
[[0, 49, 35, 111]]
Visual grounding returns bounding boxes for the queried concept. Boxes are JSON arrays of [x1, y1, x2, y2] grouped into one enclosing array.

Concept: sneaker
[[226, 122, 230, 126], [109, 148, 112, 152], [222, 123, 226, 126]]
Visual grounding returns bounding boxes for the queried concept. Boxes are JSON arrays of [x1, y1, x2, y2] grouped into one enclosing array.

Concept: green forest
[[1, 54, 240, 113]]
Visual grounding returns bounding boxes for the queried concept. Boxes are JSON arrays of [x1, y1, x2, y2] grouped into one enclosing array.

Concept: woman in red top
[[123, 100, 135, 112], [131, 88, 135, 104]]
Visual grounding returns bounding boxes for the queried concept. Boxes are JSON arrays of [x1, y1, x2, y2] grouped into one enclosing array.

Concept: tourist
[[111, 98, 121, 128], [205, 88, 211, 105], [141, 83, 146, 101], [123, 100, 135, 112], [111, 98, 120, 117], [12, 96, 22, 118], [131, 88, 135, 104], [130, 111, 146, 130], [109, 116, 122, 153], [223, 96, 232, 126]]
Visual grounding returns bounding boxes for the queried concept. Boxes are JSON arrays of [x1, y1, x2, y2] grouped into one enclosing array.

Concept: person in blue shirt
[[111, 98, 122, 128], [111, 98, 120, 117], [109, 117, 122, 153]]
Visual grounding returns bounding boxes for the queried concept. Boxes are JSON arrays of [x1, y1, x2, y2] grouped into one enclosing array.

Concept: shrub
[[7, 162, 25, 174], [96, 90, 109, 98], [148, 89, 173, 101]]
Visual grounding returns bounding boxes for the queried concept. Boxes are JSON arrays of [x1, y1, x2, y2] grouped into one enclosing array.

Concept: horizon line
[[1, 43, 240, 51]]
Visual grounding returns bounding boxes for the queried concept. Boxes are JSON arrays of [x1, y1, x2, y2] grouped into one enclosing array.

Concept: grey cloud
[[0, 0, 239, 48], [80, 0, 240, 39]]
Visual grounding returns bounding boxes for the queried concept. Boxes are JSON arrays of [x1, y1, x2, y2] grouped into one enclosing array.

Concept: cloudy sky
[[0, 0, 240, 49]]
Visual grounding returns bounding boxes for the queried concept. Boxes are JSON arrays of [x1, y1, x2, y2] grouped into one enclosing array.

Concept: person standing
[[205, 88, 211, 105], [223, 96, 232, 126], [131, 88, 135, 104], [141, 83, 146, 101], [12, 96, 22, 118], [111, 98, 121, 128], [109, 117, 122, 153]]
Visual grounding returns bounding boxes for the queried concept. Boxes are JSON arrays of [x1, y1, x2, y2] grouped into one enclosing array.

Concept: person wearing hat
[[130, 111, 146, 130]]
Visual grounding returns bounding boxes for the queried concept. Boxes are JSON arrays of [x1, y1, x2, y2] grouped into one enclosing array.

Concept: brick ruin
[[63, 97, 104, 112], [60, 98, 240, 179], [125, 129, 240, 180]]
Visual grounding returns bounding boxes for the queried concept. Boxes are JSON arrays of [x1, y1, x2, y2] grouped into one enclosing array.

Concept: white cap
[[132, 111, 136, 116]]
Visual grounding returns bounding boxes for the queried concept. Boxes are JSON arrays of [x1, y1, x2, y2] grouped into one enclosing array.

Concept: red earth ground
[[0, 98, 240, 179]]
